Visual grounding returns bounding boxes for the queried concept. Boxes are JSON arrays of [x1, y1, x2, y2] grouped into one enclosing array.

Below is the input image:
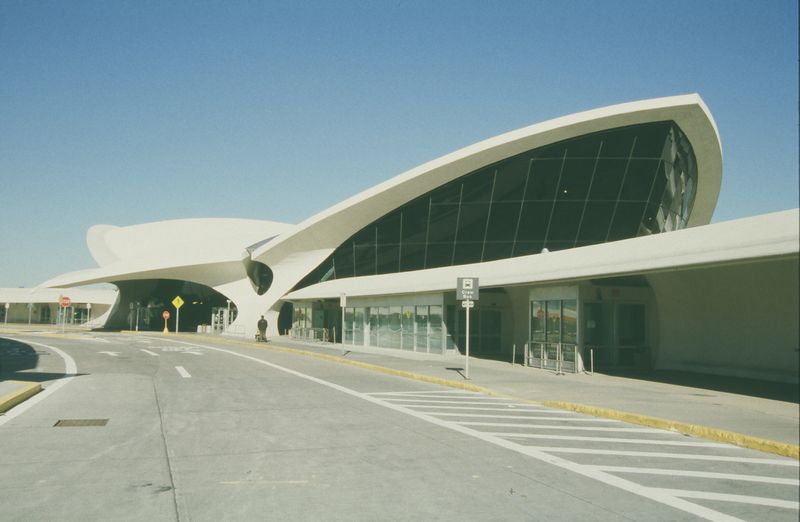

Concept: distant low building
[[0, 287, 117, 328]]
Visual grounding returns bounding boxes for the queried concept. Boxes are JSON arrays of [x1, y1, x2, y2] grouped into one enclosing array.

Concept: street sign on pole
[[456, 278, 479, 380], [456, 277, 479, 301], [162, 310, 170, 334], [60, 296, 71, 333], [172, 296, 184, 333]]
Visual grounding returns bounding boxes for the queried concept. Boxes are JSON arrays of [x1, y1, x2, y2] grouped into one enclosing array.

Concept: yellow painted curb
[[0, 381, 42, 413], [542, 401, 800, 460]]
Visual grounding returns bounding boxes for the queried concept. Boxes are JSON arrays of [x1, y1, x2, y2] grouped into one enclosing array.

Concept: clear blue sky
[[1, 0, 797, 287]]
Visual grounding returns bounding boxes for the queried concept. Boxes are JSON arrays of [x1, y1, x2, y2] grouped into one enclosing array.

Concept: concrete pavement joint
[[0, 382, 42, 413]]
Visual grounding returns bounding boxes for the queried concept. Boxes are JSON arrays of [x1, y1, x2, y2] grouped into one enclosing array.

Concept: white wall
[[648, 256, 799, 383]]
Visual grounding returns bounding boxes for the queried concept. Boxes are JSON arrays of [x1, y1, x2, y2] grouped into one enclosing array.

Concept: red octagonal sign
[[162, 310, 171, 320], [60, 296, 71, 308]]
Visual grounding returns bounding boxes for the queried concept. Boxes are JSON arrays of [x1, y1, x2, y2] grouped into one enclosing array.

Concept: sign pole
[[171, 296, 184, 334], [465, 302, 470, 380]]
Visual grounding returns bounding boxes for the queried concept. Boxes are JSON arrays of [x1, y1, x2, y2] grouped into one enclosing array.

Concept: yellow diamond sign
[[172, 296, 184, 309]]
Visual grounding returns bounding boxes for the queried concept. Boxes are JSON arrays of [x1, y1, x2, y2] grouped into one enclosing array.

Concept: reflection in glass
[[296, 121, 698, 289]]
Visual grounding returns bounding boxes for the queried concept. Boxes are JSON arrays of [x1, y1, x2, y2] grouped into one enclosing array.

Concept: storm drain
[[54, 419, 109, 427]]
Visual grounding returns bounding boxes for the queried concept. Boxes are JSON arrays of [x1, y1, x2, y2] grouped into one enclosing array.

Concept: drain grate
[[54, 419, 109, 427]]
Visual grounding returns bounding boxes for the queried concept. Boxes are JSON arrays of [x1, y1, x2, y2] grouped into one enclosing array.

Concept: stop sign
[[60, 296, 71, 308], [162, 310, 171, 320]]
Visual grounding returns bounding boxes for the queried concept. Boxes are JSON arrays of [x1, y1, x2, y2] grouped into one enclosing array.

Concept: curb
[[168, 333, 800, 460], [0, 382, 42, 413]]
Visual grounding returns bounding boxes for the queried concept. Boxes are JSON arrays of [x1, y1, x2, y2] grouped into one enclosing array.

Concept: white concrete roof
[[42, 218, 293, 288], [254, 94, 722, 267], [283, 209, 799, 300]]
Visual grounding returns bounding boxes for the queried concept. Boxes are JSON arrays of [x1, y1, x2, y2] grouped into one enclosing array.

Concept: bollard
[[590, 348, 594, 375], [512, 344, 516, 365], [524, 342, 529, 367]]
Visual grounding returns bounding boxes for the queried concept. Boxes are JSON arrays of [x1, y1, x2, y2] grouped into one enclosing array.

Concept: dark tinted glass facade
[[297, 121, 696, 288]]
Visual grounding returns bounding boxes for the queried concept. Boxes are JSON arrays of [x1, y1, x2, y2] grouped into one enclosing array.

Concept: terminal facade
[[43, 95, 799, 383]]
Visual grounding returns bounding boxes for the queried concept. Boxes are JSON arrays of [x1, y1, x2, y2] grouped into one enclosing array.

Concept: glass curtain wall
[[340, 304, 444, 354], [295, 122, 697, 289]]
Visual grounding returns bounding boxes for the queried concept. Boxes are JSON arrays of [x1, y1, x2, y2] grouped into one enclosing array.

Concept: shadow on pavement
[[600, 368, 799, 403], [0, 338, 38, 375]]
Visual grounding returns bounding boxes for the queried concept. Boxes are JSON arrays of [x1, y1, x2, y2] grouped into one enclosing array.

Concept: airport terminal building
[[42, 95, 799, 383]]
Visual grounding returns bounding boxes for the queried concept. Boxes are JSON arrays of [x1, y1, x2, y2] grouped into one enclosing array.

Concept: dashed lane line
[[140, 349, 159, 356], [175, 366, 191, 379]]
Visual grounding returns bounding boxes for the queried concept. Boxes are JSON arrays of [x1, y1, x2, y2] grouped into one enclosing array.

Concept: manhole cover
[[54, 419, 109, 427]]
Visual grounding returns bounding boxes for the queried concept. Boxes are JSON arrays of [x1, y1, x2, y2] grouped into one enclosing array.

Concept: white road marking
[[97, 351, 120, 357], [90, 337, 110, 343], [651, 488, 799, 510], [587, 466, 800, 486], [398, 404, 556, 413], [418, 412, 619, 422], [0, 338, 78, 427], [140, 349, 159, 356], [460, 422, 662, 433], [160, 338, 767, 522], [529, 447, 799, 466], [175, 366, 191, 378], [487, 432, 733, 448], [369, 390, 480, 396], [381, 398, 529, 406]]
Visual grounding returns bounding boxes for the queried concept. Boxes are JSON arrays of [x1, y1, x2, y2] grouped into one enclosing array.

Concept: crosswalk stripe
[[459, 422, 661, 432], [417, 412, 618, 422], [587, 466, 800, 486], [650, 488, 799, 509], [381, 398, 521, 405], [487, 432, 732, 448], [530, 447, 799, 465], [400, 404, 556, 413]]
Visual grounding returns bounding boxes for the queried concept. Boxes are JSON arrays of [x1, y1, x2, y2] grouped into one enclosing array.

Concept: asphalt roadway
[[0, 327, 798, 521]]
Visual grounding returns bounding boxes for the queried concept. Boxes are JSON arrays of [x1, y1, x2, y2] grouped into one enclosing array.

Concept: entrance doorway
[[584, 302, 648, 370]]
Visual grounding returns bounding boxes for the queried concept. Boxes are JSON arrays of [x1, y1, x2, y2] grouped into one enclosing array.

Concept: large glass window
[[429, 305, 443, 354], [401, 306, 414, 351], [295, 122, 697, 289]]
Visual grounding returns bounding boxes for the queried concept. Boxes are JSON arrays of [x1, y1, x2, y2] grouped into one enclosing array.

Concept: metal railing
[[526, 342, 578, 374], [289, 327, 332, 343]]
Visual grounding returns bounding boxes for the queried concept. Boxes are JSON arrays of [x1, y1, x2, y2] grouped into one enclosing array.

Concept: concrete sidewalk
[[260, 336, 799, 458]]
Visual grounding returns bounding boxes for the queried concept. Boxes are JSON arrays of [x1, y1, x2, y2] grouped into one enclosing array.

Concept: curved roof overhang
[[42, 218, 293, 290], [284, 209, 797, 301], [254, 94, 722, 266]]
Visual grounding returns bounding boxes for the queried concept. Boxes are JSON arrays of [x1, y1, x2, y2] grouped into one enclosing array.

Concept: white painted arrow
[[97, 351, 121, 357]]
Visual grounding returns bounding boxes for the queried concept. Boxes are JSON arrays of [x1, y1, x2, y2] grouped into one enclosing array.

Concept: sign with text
[[456, 277, 479, 301], [172, 296, 184, 309]]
